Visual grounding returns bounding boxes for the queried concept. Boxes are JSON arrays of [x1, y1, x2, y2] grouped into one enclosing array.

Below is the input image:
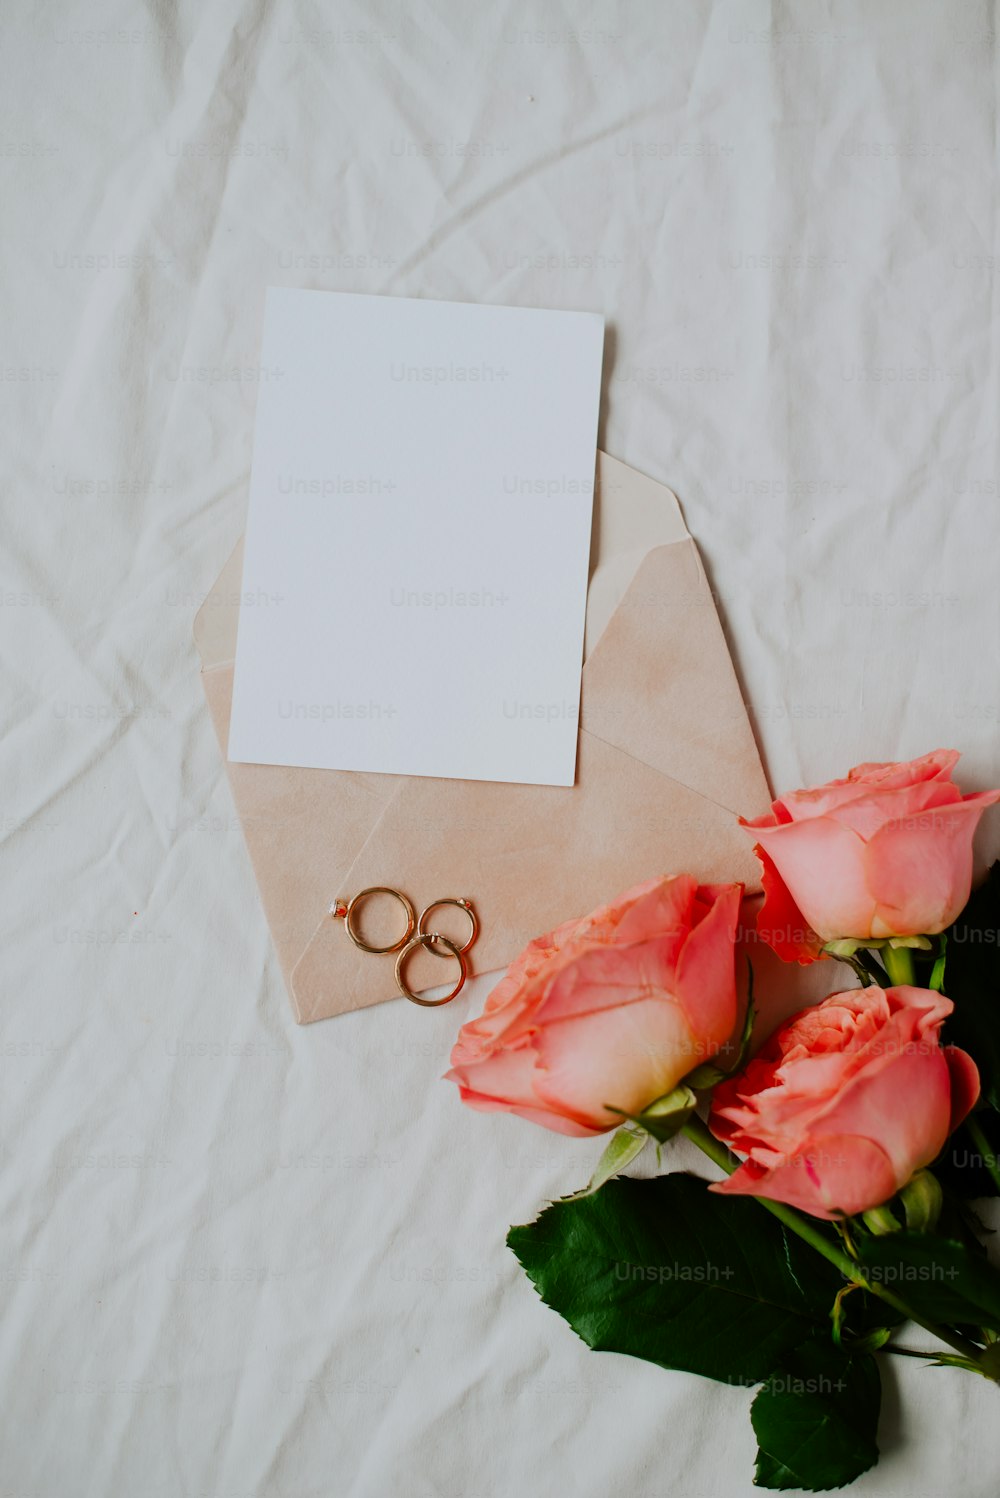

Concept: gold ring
[[395, 932, 467, 1006], [417, 897, 479, 958], [331, 887, 415, 954]]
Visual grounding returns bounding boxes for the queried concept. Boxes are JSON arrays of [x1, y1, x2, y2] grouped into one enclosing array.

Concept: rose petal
[[710, 1133, 899, 1219], [753, 817, 876, 940], [532, 997, 697, 1128], [943, 1047, 981, 1134], [847, 750, 960, 789], [756, 750, 961, 826], [825, 778, 960, 840], [450, 1086, 605, 1137], [673, 883, 742, 1047], [864, 791, 1000, 936], [808, 1041, 953, 1181], [537, 931, 684, 1025], [445, 1042, 542, 1114], [613, 874, 697, 950], [576, 877, 673, 947], [751, 842, 825, 963]]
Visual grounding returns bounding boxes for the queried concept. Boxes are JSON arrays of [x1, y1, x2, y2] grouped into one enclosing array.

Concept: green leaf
[[942, 862, 1000, 1112], [508, 1174, 851, 1386], [853, 1230, 1000, 1332], [566, 1125, 648, 1199], [608, 1085, 697, 1144], [751, 1338, 880, 1490]]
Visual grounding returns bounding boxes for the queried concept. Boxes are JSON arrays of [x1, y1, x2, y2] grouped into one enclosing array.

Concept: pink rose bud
[[445, 876, 742, 1136], [743, 749, 1000, 961], [707, 985, 980, 1220]]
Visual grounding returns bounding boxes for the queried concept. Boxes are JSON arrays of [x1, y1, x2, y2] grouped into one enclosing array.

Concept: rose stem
[[965, 1114, 1000, 1195], [881, 945, 916, 986], [681, 1115, 984, 1363]]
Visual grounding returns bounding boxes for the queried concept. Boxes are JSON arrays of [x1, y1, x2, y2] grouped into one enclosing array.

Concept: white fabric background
[[3, 2, 1000, 1494]]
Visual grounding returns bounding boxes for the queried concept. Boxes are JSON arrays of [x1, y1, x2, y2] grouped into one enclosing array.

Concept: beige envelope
[[194, 452, 771, 1023]]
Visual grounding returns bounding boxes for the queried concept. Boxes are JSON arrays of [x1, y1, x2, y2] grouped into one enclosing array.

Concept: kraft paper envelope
[[194, 452, 771, 1023]]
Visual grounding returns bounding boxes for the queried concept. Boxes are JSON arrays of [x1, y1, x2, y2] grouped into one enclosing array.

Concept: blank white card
[[228, 289, 604, 786]]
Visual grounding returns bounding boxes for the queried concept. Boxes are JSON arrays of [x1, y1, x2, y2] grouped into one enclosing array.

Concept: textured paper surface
[[228, 288, 604, 785]]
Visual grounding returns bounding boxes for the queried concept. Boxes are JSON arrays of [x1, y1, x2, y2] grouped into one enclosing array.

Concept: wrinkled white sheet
[[3, 2, 1000, 1495]]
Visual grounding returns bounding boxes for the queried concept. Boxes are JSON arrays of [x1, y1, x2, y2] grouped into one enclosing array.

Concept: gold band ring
[[417, 897, 479, 958], [395, 932, 467, 1006], [331, 886, 416, 954]]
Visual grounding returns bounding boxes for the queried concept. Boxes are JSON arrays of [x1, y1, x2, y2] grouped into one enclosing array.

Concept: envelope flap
[[586, 452, 688, 652], [580, 540, 770, 813]]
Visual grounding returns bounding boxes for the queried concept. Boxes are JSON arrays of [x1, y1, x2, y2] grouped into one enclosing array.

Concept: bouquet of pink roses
[[447, 750, 1000, 1491]]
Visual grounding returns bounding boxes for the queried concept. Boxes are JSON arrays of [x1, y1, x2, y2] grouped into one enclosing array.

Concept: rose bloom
[[707, 984, 979, 1219], [744, 749, 1000, 961], [446, 875, 742, 1137]]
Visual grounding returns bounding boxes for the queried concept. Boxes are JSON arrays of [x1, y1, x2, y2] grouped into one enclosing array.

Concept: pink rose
[[446, 876, 742, 1137], [707, 985, 979, 1219], [744, 749, 1000, 962]]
